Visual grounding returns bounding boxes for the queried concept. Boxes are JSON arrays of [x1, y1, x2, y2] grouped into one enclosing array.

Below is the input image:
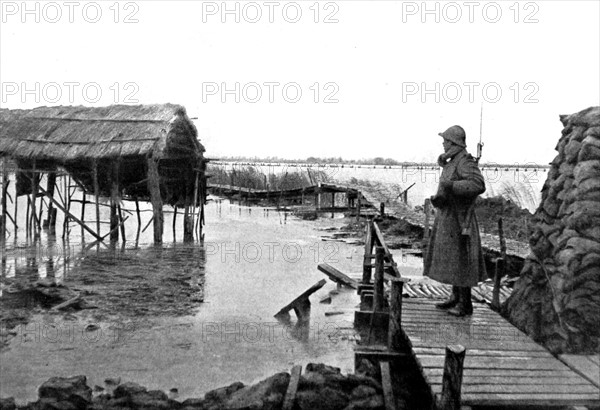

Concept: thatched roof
[[0, 104, 204, 161]]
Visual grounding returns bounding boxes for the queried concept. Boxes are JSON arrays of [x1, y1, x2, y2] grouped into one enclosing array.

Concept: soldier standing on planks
[[423, 125, 487, 317]]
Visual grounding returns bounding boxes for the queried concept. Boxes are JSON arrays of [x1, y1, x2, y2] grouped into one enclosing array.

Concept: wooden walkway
[[401, 298, 600, 407]]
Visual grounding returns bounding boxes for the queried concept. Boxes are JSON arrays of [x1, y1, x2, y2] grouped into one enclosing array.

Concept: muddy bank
[[0, 362, 418, 410]]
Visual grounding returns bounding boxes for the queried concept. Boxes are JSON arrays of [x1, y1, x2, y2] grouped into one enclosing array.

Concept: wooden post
[[373, 246, 385, 312], [173, 206, 178, 241], [110, 161, 119, 243], [492, 217, 507, 310], [356, 195, 361, 221], [118, 204, 126, 242], [316, 182, 322, 210], [93, 160, 101, 238], [47, 172, 57, 232], [439, 345, 466, 410], [30, 160, 40, 238], [388, 278, 404, 352], [331, 192, 335, 208], [1, 158, 7, 245], [363, 221, 374, 283], [184, 204, 193, 242], [423, 198, 432, 249], [380, 202, 385, 218], [135, 197, 141, 231], [147, 156, 163, 244], [80, 190, 86, 238]]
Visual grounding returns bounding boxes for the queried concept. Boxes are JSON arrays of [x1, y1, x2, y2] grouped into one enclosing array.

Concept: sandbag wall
[[504, 106, 600, 354]]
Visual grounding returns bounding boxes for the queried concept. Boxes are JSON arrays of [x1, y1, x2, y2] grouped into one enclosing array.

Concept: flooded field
[[0, 195, 425, 405], [214, 163, 547, 211]]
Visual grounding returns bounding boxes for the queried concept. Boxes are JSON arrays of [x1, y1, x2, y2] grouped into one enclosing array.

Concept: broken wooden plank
[[318, 263, 358, 289], [282, 365, 302, 410], [275, 279, 326, 320]]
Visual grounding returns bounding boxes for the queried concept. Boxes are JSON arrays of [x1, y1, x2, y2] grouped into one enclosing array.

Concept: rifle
[[461, 104, 484, 236]]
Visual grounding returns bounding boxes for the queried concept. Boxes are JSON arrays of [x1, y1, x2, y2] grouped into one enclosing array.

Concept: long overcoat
[[423, 150, 487, 286]]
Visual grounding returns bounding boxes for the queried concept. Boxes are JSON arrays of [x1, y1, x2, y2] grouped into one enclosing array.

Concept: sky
[[1, 0, 599, 166]]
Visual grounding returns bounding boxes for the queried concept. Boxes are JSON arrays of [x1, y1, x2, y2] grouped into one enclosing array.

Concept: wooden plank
[[588, 354, 600, 365], [380, 361, 395, 410], [413, 347, 551, 358], [275, 279, 326, 316], [460, 393, 600, 406], [424, 368, 585, 378], [282, 365, 302, 410], [559, 354, 600, 388], [318, 263, 358, 289], [427, 375, 593, 385], [432, 383, 599, 395], [418, 355, 568, 370], [37, 185, 103, 241]]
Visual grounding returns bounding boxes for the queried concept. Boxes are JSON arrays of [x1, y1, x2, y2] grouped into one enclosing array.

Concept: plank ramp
[[402, 298, 600, 407]]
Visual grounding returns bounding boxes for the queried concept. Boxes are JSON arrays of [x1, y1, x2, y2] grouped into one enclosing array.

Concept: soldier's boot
[[436, 286, 459, 309], [447, 287, 473, 317]]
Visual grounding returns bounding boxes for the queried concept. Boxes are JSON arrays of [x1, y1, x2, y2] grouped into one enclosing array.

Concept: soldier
[[423, 125, 487, 317]]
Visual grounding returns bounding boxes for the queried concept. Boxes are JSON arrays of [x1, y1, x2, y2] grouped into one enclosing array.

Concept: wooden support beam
[[30, 160, 40, 238], [388, 278, 405, 352], [380, 202, 385, 218], [317, 263, 358, 289], [173, 206, 178, 241], [110, 161, 120, 242], [46, 171, 57, 232], [492, 217, 506, 310], [439, 345, 466, 410], [275, 279, 326, 321], [380, 361, 396, 410], [147, 156, 163, 244], [373, 246, 385, 312], [118, 205, 126, 242], [423, 198, 432, 250], [1, 158, 7, 245], [282, 365, 302, 410], [37, 186, 103, 241], [93, 160, 101, 238], [363, 220, 374, 283]]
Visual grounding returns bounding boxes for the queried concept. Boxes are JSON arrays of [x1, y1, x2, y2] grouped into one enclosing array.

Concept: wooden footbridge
[[346, 221, 600, 409]]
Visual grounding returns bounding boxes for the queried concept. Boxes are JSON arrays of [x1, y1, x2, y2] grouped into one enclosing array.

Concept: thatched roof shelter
[[0, 104, 206, 206]]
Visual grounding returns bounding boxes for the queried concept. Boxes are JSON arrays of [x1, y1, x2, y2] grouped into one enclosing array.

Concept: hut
[[0, 104, 207, 243]]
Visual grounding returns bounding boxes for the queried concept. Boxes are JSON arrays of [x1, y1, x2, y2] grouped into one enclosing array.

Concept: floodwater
[[0, 193, 427, 404]]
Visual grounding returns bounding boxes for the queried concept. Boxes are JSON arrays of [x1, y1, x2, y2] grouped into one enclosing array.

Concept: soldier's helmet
[[438, 125, 466, 148]]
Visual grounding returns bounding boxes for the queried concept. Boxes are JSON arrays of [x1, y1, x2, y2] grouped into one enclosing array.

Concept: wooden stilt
[[26, 195, 31, 239], [37, 186, 103, 241], [118, 204, 126, 242], [423, 198, 432, 250], [80, 190, 86, 239], [135, 197, 141, 230], [1, 158, 7, 245], [356, 195, 361, 221], [48, 172, 57, 230], [173, 206, 178, 241], [184, 204, 193, 242], [30, 160, 40, 238], [110, 161, 120, 243], [147, 156, 163, 244], [93, 160, 101, 238]]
